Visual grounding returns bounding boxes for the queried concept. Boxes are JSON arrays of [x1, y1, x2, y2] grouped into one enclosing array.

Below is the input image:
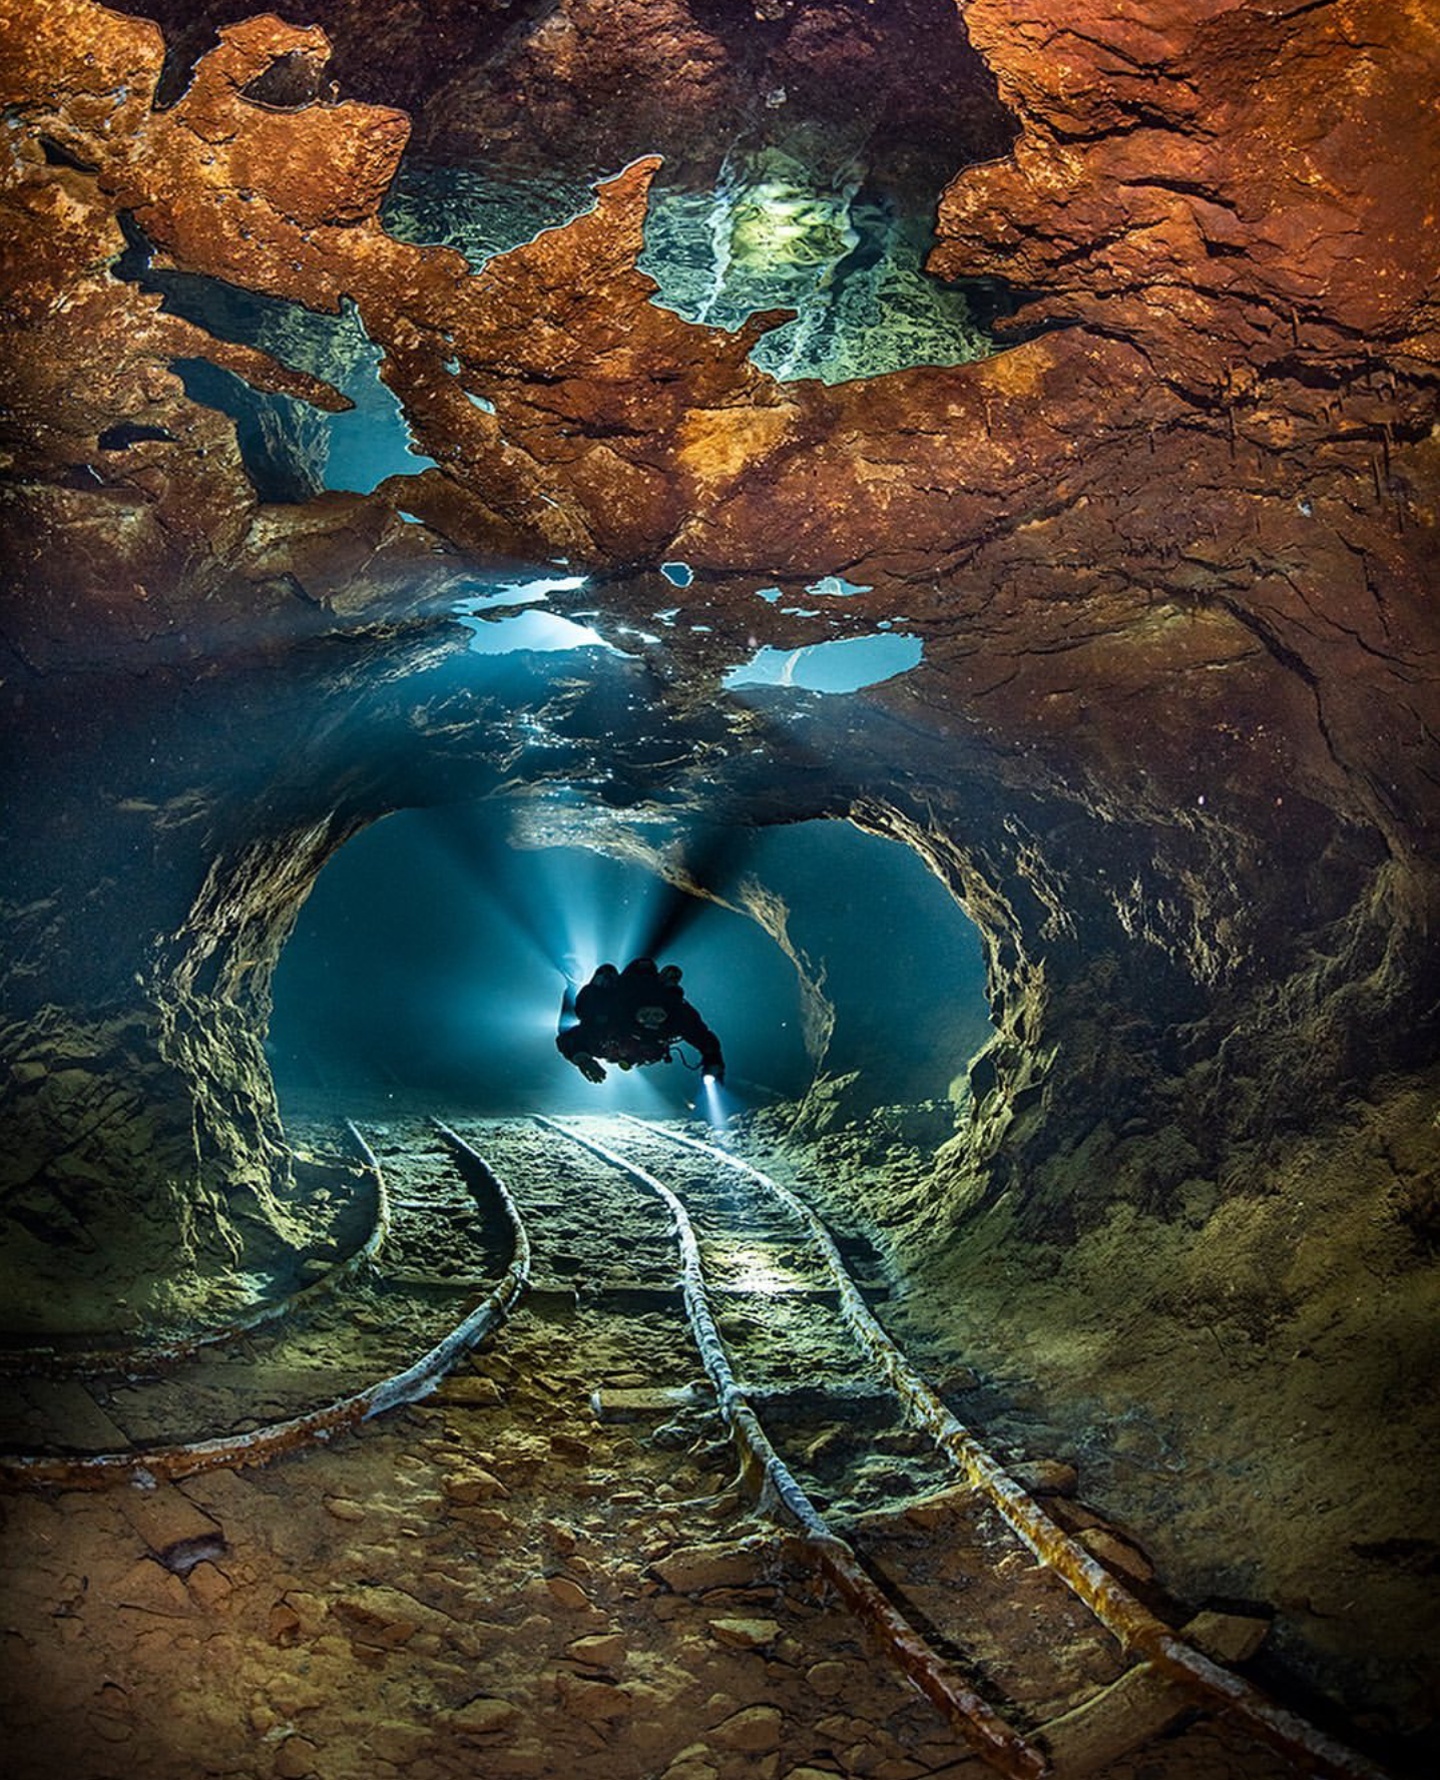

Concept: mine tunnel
[[2, 2, 1439, 1778], [267, 808, 993, 1117]]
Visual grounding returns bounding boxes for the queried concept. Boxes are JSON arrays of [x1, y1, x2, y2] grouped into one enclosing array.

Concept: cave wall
[[125, 0, 1018, 187], [0, 0, 1437, 1327]]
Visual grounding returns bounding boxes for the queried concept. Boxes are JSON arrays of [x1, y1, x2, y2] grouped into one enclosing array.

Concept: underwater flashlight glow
[[699, 1074, 729, 1126]]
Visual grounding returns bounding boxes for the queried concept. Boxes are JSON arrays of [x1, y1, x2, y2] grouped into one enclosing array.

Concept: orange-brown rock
[[5, 2, 1426, 868], [935, 0, 1440, 384], [0, 0, 1436, 1408], [0, 4, 1437, 1766]]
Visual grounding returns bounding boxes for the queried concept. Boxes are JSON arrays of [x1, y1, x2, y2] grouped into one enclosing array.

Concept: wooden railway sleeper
[[628, 1117, 1390, 1780], [0, 1123, 529, 1491], [536, 1116, 1048, 1780]]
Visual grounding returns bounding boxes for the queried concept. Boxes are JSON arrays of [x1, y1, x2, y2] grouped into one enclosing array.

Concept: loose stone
[[651, 1540, 764, 1593], [709, 1704, 784, 1753], [708, 1616, 780, 1650], [545, 1573, 592, 1610], [1077, 1525, 1156, 1584], [116, 1558, 192, 1617], [556, 1671, 633, 1721], [443, 1466, 509, 1504], [804, 1659, 851, 1698], [567, 1631, 628, 1668], [273, 1734, 319, 1778], [434, 1374, 506, 1407], [662, 1745, 720, 1780], [1011, 1458, 1079, 1497], [449, 1696, 522, 1736], [186, 1561, 232, 1610]]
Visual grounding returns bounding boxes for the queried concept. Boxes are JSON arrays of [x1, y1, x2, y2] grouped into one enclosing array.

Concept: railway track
[[513, 1113, 1386, 1780], [0, 1110, 1389, 1779], [0, 1121, 527, 1483]]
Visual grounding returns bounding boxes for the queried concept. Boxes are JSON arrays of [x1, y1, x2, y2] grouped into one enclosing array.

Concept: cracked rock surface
[[1, 1, 1438, 1764]]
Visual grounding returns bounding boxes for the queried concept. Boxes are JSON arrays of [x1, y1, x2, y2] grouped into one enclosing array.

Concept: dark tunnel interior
[[268, 810, 994, 1118]]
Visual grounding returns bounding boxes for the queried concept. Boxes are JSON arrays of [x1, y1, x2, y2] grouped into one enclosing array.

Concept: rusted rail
[[537, 1114, 1048, 1780], [0, 1122, 528, 1490], [627, 1117, 1389, 1780], [0, 1119, 392, 1380]]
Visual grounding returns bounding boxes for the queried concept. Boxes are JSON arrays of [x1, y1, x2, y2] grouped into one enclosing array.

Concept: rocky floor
[[1, 1256, 1302, 1780], [758, 1078, 1440, 1773]]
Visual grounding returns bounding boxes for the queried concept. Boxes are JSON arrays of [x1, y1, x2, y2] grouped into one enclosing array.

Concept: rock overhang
[[0, 0, 1436, 1300], [3, 7, 1440, 1750]]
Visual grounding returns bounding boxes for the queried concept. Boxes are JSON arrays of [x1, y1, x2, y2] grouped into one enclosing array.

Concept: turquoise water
[[384, 156, 994, 384]]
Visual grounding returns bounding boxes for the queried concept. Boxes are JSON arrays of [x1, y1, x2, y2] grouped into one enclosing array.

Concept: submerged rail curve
[[0, 1121, 530, 1489], [0, 1121, 392, 1380], [619, 1115, 1388, 1780]]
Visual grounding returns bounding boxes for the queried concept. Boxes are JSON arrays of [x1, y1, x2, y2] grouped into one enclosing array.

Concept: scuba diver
[[557, 957, 725, 1085]]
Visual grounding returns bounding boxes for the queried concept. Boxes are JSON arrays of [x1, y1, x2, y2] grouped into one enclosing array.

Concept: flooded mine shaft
[[2, 2, 1438, 1778]]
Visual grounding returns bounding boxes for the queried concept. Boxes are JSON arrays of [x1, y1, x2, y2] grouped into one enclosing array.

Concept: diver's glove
[[574, 1053, 606, 1084], [706, 1060, 725, 1086]]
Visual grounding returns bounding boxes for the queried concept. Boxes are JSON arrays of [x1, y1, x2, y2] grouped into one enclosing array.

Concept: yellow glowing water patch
[[725, 183, 857, 271]]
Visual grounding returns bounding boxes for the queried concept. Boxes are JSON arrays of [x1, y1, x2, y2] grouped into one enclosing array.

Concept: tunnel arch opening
[[266, 804, 994, 1131]]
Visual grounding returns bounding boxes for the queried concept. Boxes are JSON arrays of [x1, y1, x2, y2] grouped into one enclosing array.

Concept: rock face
[[126, 0, 1016, 183], [2, 0, 1438, 1755], [0, 0, 1436, 1333]]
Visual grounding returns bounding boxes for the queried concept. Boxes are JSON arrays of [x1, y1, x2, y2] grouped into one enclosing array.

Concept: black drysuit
[[556, 960, 724, 1083]]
